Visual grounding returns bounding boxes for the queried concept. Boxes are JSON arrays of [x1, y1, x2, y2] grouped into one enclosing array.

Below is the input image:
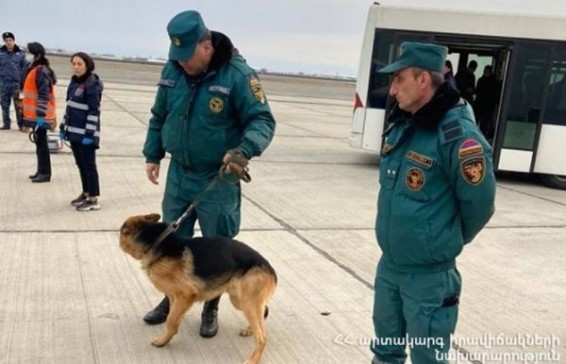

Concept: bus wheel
[[540, 174, 566, 190]]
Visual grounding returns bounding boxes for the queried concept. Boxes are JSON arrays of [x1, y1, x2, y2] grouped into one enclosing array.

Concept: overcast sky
[[2, 0, 565, 76]]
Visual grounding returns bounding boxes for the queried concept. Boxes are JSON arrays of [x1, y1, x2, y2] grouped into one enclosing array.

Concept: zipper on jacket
[[184, 84, 197, 168], [183, 71, 217, 169]]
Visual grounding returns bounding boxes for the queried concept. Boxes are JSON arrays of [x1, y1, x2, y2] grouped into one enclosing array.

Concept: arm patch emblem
[[460, 156, 486, 185], [458, 138, 483, 159], [249, 76, 266, 104]]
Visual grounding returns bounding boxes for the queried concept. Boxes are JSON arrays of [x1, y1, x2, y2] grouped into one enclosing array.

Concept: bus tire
[[539, 174, 566, 190]]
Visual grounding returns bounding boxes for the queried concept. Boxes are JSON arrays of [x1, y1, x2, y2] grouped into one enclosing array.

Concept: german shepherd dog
[[119, 214, 277, 364]]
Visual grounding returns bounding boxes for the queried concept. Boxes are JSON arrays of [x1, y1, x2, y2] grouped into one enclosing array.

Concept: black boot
[[143, 296, 169, 325], [28, 172, 38, 179], [31, 174, 51, 183], [200, 296, 220, 338]]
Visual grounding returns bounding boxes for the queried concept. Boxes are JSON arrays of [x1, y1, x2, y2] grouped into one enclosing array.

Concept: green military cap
[[167, 10, 207, 61], [378, 42, 448, 74]]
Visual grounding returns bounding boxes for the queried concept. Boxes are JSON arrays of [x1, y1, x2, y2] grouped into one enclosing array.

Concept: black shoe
[[28, 172, 38, 179], [70, 194, 88, 206], [143, 296, 169, 325], [76, 199, 100, 211], [31, 174, 51, 183], [200, 296, 220, 338], [0, 125, 10, 130]]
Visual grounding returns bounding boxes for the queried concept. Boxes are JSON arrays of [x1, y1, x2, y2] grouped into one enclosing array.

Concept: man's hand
[[146, 163, 160, 185], [222, 152, 245, 177], [222, 149, 251, 182]]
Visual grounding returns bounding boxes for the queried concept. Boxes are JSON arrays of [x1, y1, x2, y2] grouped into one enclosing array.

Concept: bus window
[[502, 45, 551, 150], [367, 30, 395, 109], [367, 31, 430, 109], [543, 53, 566, 126]]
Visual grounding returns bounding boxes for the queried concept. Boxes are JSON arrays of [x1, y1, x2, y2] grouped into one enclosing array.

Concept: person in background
[[370, 42, 496, 364], [142, 10, 276, 338], [474, 65, 500, 138], [22, 42, 57, 183], [60, 52, 104, 211], [443, 60, 457, 90], [0, 32, 26, 131], [455, 60, 477, 104]]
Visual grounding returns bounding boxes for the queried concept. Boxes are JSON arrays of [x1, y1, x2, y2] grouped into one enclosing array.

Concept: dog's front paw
[[239, 326, 253, 337], [151, 336, 171, 347]]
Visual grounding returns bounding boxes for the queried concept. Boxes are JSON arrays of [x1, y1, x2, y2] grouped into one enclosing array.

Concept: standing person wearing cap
[[0, 32, 27, 130], [21, 42, 57, 183], [142, 10, 275, 338], [370, 42, 496, 364]]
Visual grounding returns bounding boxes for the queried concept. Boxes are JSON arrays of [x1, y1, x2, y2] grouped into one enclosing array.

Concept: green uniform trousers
[[162, 159, 241, 239], [371, 259, 461, 364]]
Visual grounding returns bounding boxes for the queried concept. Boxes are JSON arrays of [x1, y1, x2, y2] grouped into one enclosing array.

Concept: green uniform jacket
[[143, 32, 275, 170], [376, 84, 496, 273]]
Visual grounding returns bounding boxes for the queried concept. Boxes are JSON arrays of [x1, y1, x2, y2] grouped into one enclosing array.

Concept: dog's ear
[[144, 213, 161, 222]]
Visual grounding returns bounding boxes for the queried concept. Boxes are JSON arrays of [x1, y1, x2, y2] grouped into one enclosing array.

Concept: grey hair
[[411, 68, 445, 89]]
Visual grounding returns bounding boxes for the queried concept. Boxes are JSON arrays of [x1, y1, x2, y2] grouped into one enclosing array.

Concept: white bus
[[351, 3, 566, 189]]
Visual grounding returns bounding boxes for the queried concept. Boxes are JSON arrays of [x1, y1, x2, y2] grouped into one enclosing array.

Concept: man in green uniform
[[142, 10, 276, 338], [371, 42, 496, 363]]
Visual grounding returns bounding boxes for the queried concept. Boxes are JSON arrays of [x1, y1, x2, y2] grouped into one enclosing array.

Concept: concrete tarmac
[[0, 60, 564, 364]]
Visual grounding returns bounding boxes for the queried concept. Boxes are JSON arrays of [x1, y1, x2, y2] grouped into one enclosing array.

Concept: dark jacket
[[0, 45, 26, 84], [62, 72, 104, 146]]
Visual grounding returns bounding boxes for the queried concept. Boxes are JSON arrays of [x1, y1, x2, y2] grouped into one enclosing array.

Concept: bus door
[[531, 47, 566, 187], [435, 37, 511, 144], [494, 43, 552, 174], [361, 31, 430, 153], [490, 47, 512, 146]]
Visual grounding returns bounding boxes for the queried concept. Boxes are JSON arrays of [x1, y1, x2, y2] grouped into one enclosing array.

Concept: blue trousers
[[161, 159, 241, 239], [1, 82, 21, 128], [371, 259, 461, 364]]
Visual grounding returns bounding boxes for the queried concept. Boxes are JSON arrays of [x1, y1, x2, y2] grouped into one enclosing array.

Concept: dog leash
[[28, 125, 39, 143], [153, 158, 251, 245]]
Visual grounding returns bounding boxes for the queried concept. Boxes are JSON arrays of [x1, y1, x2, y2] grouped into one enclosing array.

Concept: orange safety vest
[[22, 66, 56, 126]]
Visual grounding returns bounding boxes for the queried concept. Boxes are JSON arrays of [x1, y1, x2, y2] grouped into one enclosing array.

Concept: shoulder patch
[[441, 120, 460, 132], [249, 75, 266, 104], [443, 128, 463, 142], [460, 156, 486, 185], [440, 119, 463, 144], [458, 138, 483, 159], [158, 79, 176, 88], [406, 151, 434, 168]]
